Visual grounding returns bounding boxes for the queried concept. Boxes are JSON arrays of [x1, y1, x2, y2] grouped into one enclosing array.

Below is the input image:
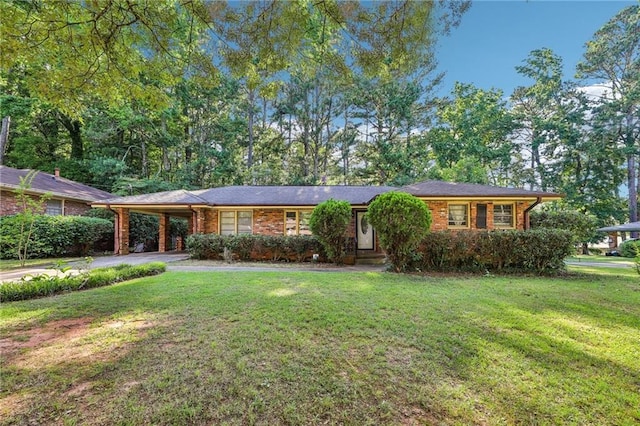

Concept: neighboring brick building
[[0, 165, 113, 217], [92, 181, 562, 257]]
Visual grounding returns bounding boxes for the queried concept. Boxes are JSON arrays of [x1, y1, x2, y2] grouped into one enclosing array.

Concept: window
[[493, 204, 514, 228], [285, 210, 313, 235], [448, 204, 468, 228], [45, 199, 63, 216], [219, 210, 253, 235]]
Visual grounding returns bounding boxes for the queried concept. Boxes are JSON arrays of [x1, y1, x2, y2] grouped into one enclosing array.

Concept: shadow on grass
[[1, 271, 639, 424]]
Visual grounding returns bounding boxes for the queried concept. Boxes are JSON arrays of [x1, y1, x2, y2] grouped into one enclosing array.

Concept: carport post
[[159, 213, 171, 252], [116, 208, 130, 255]]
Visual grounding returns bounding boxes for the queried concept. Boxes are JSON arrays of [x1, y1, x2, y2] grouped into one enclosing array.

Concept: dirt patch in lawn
[[0, 317, 157, 368], [0, 317, 93, 353]]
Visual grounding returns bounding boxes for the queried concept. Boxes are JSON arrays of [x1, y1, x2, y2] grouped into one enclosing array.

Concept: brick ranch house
[[91, 181, 562, 258], [0, 165, 113, 216]]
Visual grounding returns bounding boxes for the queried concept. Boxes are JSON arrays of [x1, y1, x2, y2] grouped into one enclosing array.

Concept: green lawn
[[567, 254, 635, 264], [1, 269, 639, 425]]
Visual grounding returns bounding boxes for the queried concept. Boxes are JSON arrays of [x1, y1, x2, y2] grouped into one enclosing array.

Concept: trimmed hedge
[[0, 262, 166, 302], [0, 215, 113, 259], [186, 234, 326, 262], [414, 229, 574, 274]]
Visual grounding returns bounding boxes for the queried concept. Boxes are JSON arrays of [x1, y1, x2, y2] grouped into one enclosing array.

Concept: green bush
[[415, 229, 574, 274], [0, 215, 113, 259], [0, 262, 166, 302], [309, 199, 352, 264], [367, 192, 432, 272], [620, 239, 640, 258], [530, 209, 598, 254], [186, 234, 324, 262], [226, 234, 256, 261]]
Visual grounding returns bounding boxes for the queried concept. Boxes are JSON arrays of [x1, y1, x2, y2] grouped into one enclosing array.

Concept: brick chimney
[[54, 168, 60, 178]]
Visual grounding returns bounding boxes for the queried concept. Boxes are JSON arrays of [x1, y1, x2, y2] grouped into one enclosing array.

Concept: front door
[[356, 211, 374, 250]]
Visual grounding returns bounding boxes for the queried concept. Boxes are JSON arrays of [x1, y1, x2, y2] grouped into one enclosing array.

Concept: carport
[[597, 221, 640, 251]]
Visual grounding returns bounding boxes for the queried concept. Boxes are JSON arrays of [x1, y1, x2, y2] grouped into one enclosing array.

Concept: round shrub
[[620, 239, 640, 258], [309, 199, 352, 264], [367, 191, 432, 272]]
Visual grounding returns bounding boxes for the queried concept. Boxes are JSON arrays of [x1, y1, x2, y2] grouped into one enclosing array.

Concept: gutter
[[523, 197, 542, 230]]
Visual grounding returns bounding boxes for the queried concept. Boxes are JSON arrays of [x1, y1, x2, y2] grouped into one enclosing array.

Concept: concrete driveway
[[0, 252, 191, 283], [1, 252, 385, 283]]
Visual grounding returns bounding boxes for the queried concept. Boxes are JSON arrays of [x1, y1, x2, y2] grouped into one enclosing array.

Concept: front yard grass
[[1, 269, 639, 425]]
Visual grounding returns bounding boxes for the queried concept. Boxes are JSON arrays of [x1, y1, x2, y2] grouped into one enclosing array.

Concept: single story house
[[91, 181, 562, 258], [597, 221, 640, 251], [0, 165, 114, 216]]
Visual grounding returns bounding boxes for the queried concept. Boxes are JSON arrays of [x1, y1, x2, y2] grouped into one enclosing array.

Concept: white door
[[356, 211, 374, 250]]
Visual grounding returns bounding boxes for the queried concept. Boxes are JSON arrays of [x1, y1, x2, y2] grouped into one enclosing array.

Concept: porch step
[[355, 251, 386, 265]]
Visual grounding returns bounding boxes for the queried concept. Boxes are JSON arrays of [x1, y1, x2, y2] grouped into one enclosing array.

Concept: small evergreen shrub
[[0, 262, 166, 302], [309, 199, 352, 264], [415, 229, 574, 274], [367, 192, 432, 272], [0, 215, 113, 259]]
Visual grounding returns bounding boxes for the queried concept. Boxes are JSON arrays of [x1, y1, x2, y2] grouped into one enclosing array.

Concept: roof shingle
[[0, 166, 114, 202], [400, 180, 562, 199]]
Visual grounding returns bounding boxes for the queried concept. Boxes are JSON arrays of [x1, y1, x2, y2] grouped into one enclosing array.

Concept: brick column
[[195, 208, 206, 233], [159, 213, 171, 252], [187, 213, 195, 235], [117, 208, 130, 255]]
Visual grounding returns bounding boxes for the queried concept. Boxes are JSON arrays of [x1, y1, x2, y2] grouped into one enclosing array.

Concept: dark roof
[[400, 180, 562, 199], [0, 166, 114, 202], [193, 185, 395, 206], [597, 221, 640, 232], [90, 180, 564, 209], [96, 190, 208, 206]]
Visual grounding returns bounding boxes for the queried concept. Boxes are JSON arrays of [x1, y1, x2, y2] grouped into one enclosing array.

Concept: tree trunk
[[0, 116, 10, 165], [59, 115, 83, 159], [141, 138, 148, 178], [247, 88, 255, 174], [342, 109, 349, 185], [628, 153, 638, 238], [581, 242, 589, 255]]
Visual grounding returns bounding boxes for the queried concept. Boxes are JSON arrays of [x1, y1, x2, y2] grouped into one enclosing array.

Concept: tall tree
[[429, 82, 516, 185], [511, 48, 567, 191], [576, 5, 640, 232]]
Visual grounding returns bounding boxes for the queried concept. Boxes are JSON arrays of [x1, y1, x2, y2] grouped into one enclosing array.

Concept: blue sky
[[435, 0, 637, 97]]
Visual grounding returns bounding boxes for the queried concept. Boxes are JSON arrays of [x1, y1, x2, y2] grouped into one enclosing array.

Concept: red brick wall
[[204, 209, 217, 234], [425, 200, 531, 231], [254, 209, 285, 235], [1, 190, 91, 216], [63, 200, 92, 216], [0, 190, 26, 215], [196, 201, 534, 237]]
